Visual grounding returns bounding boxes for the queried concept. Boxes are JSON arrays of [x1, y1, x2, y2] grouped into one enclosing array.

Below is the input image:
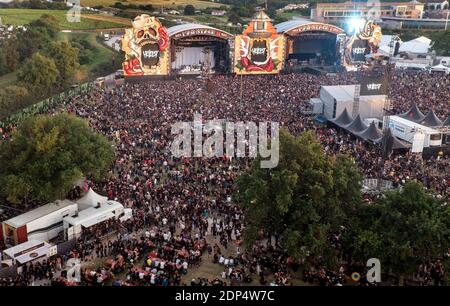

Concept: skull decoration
[[121, 14, 170, 76], [357, 20, 382, 53]]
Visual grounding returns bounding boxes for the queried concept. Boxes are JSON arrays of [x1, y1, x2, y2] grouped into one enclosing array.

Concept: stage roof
[[275, 18, 344, 35], [168, 23, 233, 39], [322, 85, 356, 102]]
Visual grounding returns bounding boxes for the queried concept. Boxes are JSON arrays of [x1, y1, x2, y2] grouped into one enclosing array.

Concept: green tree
[[347, 182, 450, 280], [0, 114, 115, 205], [0, 85, 29, 119], [17, 52, 58, 97], [184, 5, 196, 15], [48, 41, 80, 88], [236, 129, 362, 268], [29, 14, 60, 38], [0, 38, 20, 74], [16, 27, 52, 61]]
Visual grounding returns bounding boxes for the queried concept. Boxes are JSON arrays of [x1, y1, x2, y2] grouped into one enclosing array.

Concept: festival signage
[[172, 28, 233, 40], [234, 11, 285, 75], [121, 14, 170, 76], [286, 23, 344, 36], [360, 75, 388, 96]]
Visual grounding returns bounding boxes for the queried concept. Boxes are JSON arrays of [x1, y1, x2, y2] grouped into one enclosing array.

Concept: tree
[[0, 85, 29, 119], [0, 114, 115, 205], [48, 41, 80, 88], [17, 52, 58, 97], [16, 26, 52, 61], [347, 182, 450, 280], [29, 14, 60, 38], [236, 129, 362, 268], [184, 5, 196, 15], [0, 38, 20, 74]]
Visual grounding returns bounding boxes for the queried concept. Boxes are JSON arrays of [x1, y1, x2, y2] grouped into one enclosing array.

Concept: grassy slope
[[0, 9, 130, 29]]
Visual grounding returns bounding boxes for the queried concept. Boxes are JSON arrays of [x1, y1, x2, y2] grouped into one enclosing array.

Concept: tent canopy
[[76, 188, 108, 211], [358, 121, 383, 141], [399, 103, 425, 123], [399, 36, 431, 54], [331, 108, 353, 127], [345, 114, 368, 133], [376, 130, 411, 150], [420, 110, 443, 127], [443, 115, 450, 127]]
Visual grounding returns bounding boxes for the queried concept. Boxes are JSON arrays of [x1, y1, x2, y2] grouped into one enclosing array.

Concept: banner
[[234, 11, 285, 75], [360, 75, 388, 96], [351, 39, 370, 63], [121, 14, 170, 76]]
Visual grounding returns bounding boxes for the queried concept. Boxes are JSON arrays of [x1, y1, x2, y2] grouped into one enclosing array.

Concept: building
[[277, 3, 309, 13], [211, 10, 227, 16], [311, 1, 424, 23], [420, 0, 449, 10]]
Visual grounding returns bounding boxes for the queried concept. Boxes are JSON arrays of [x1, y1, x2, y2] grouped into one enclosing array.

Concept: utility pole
[[445, 10, 449, 31]]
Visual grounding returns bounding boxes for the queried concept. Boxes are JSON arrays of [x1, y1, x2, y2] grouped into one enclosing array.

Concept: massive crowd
[[0, 71, 449, 286]]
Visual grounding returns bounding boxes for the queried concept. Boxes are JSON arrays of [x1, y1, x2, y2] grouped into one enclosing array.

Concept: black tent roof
[[376, 130, 411, 150], [443, 115, 450, 126], [331, 108, 353, 127], [345, 114, 368, 134], [358, 121, 383, 141], [420, 110, 443, 127], [399, 103, 425, 123]]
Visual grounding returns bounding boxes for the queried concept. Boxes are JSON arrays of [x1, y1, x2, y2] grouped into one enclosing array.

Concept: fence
[[0, 82, 95, 130]]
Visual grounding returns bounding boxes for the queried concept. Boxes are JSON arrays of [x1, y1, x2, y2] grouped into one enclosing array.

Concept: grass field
[[0, 9, 131, 29], [80, 0, 225, 9]]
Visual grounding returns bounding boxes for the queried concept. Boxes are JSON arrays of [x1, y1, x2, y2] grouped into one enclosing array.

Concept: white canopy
[[3, 240, 51, 265], [399, 36, 432, 55], [431, 64, 450, 73], [76, 188, 108, 211]]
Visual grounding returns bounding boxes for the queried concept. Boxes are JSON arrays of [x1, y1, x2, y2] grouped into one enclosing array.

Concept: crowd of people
[[0, 70, 449, 286]]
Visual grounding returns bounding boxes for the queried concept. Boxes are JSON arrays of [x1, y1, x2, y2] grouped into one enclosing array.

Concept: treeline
[[0, 15, 99, 119], [0, 0, 67, 10]]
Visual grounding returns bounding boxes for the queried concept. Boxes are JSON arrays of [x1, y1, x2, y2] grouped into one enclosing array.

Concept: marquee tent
[[76, 188, 108, 211], [399, 103, 425, 123], [358, 121, 383, 142], [443, 115, 450, 127], [398, 36, 432, 55], [330, 108, 353, 127], [344, 114, 368, 133], [420, 110, 443, 127]]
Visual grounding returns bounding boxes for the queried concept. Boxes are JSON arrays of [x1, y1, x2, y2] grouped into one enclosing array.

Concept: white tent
[[76, 188, 108, 211], [430, 64, 450, 74], [398, 36, 432, 55]]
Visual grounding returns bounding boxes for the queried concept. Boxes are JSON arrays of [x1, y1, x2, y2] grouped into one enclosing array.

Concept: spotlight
[[348, 18, 365, 34]]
